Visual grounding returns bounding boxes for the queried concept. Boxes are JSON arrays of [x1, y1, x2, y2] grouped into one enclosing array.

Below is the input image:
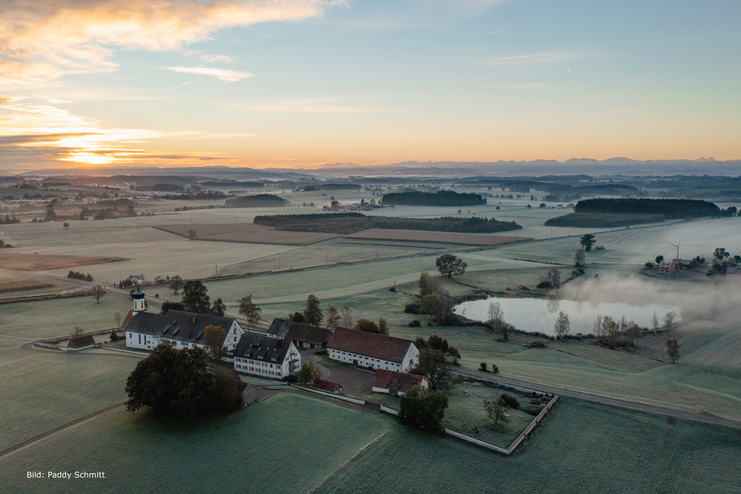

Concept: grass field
[[2, 394, 739, 493], [0, 253, 127, 271], [346, 229, 529, 245], [154, 222, 339, 246], [0, 270, 54, 293], [0, 295, 138, 451]]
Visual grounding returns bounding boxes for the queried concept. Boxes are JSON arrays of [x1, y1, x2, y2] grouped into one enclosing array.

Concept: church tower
[[132, 286, 146, 314]]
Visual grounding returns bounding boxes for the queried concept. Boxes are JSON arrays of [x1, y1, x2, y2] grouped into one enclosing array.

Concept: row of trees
[[574, 198, 720, 218], [254, 213, 521, 235], [382, 190, 487, 207]]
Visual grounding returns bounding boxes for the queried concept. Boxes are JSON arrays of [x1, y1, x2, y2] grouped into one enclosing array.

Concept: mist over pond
[[454, 297, 681, 337]]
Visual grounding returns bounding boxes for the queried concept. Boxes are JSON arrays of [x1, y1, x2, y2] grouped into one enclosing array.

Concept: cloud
[[473, 29, 507, 37], [199, 54, 236, 63], [478, 50, 591, 66], [0, 0, 343, 89], [166, 66, 254, 82]]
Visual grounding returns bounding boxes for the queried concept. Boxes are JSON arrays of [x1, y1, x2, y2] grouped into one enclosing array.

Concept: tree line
[[254, 213, 521, 235], [573, 198, 719, 218], [382, 190, 487, 206], [225, 195, 288, 207]]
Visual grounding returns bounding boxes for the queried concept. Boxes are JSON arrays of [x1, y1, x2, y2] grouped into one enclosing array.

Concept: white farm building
[[233, 333, 300, 379], [123, 290, 244, 351], [327, 327, 419, 373]]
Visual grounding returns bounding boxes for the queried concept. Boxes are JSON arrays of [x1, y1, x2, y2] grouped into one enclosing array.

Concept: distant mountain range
[[6, 158, 741, 179]]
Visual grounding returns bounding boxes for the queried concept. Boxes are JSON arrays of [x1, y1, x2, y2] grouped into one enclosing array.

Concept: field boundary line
[[0, 402, 125, 459], [307, 432, 387, 494]]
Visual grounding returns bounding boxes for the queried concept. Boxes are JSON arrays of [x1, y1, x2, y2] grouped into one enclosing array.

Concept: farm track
[[451, 368, 741, 430], [0, 403, 125, 459]]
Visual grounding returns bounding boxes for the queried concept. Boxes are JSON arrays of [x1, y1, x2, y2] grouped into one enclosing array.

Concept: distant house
[[68, 335, 96, 350], [371, 369, 427, 397], [154, 276, 166, 284], [312, 379, 343, 395], [327, 327, 419, 373], [671, 259, 692, 270], [233, 333, 300, 379], [124, 292, 244, 352], [726, 267, 741, 276], [126, 274, 145, 285], [266, 318, 332, 349]]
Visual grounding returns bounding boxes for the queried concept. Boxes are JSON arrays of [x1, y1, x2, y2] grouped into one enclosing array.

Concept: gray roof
[[234, 333, 293, 364], [68, 335, 96, 349], [267, 318, 292, 339], [125, 310, 238, 346], [267, 318, 332, 347]]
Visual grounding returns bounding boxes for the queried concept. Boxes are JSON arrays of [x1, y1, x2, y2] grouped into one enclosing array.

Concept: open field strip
[[0, 394, 395, 494], [0, 296, 138, 451], [315, 397, 741, 494]]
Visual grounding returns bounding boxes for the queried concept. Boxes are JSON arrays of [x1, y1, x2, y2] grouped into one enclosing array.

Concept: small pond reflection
[[454, 297, 681, 336]]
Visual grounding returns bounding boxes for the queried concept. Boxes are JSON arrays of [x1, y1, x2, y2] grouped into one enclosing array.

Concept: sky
[[1, 0, 740, 171]]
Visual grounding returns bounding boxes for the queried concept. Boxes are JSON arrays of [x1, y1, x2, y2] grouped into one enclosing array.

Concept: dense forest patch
[[254, 213, 520, 234], [545, 213, 666, 227], [382, 190, 486, 206], [574, 198, 719, 218], [225, 195, 288, 207]]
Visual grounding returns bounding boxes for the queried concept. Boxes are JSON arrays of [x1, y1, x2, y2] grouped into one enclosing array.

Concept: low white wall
[[380, 405, 399, 416], [444, 429, 510, 455], [298, 386, 365, 405]]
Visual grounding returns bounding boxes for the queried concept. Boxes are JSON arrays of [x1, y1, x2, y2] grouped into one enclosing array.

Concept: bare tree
[[592, 315, 605, 337], [574, 248, 586, 268], [484, 397, 509, 430], [169, 275, 184, 294], [418, 272, 434, 298], [71, 326, 85, 338], [238, 294, 261, 329], [325, 305, 341, 331], [340, 305, 353, 328], [187, 229, 197, 241], [91, 284, 106, 304], [544, 267, 561, 288], [487, 302, 504, 333], [114, 311, 122, 328], [652, 312, 660, 335], [665, 338, 680, 364], [663, 312, 677, 334], [554, 311, 570, 338]]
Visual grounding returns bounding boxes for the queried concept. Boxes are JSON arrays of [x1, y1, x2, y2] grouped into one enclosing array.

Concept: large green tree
[[436, 254, 467, 278], [303, 294, 324, 326], [399, 386, 449, 430], [666, 338, 680, 364], [169, 275, 184, 294], [580, 234, 596, 252], [413, 348, 449, 390], [181, 280, 211, 313], [125, 344, 241, 419]]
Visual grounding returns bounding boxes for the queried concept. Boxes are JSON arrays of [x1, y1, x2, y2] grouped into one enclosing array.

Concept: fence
[[296, 385, 366, 406]]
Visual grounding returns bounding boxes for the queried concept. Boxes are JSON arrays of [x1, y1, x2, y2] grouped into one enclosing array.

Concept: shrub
[[526, 340, 546, 348], [644, 261, 653, 268], [537, 280, 553, 289], [499, 393, 519, 409], [526, 404, 545, 416], [110, 330, 119, 342], [404, 303, 420, 314], [408, 320, 421, 327], [479, 362, 488, 372], [491, 364, 499, 374]]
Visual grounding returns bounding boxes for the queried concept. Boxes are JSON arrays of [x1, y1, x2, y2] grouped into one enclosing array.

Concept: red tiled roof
[[68, 335, 96, 349], [327, 327, 414, 364], [371, 369, 425, 393], [121, 310, 134, 329], [312, 379, 342, 393]]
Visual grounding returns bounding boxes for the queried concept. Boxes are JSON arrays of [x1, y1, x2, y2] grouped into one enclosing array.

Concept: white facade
[[126, 319, 244, 352], [234, 342, 300, 379], [328, 343, 419, 373]]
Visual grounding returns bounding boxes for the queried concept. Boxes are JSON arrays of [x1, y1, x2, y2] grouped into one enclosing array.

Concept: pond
[[454, 297, 681, 336]]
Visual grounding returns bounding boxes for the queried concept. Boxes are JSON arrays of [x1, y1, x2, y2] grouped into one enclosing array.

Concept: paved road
[[452, 368, 741, 430]]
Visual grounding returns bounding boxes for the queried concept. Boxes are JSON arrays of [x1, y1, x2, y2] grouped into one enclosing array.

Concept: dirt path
[[0, 403, 125, 459], [452, 368, 741, 430]]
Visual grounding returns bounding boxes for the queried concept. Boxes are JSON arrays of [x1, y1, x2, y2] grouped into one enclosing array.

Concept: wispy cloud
[[0, 0, 343, 89], [473, 29, 507, 37], [166, 66, 254, 83], [199, 54, 236, 63], [478, 50, 592, 66]]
